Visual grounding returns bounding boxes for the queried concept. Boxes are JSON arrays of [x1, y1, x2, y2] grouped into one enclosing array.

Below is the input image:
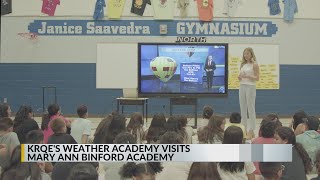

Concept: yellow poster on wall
[[228, 44, 279, 89]]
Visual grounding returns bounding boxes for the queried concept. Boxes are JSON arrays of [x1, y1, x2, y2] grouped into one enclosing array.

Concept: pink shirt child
[[43, 114, 69, 144], [252, 137, 275, 175]]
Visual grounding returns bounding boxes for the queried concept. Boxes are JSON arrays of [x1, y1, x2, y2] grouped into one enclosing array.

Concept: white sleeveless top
[[240, 63, 256, 85]]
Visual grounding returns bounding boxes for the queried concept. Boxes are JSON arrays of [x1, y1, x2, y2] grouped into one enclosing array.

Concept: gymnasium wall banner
[[28, 20, 278, 37]]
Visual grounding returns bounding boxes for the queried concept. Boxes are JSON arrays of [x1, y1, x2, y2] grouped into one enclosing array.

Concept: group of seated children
[[0, 102, 319, 180]]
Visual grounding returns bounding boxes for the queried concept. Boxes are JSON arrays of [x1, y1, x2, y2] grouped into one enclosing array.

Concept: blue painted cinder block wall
[[0, 63, 319, 116]]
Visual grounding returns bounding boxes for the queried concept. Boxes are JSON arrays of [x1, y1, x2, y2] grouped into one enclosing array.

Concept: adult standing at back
[[71, 105, 92, 144], [238, 47, 260, 139]]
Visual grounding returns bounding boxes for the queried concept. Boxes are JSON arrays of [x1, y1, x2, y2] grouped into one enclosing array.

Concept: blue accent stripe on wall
[[0, 63, 319, 116]]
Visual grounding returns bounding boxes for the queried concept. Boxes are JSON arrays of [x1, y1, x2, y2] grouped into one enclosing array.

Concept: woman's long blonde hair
[[241, 47, 256, 67]]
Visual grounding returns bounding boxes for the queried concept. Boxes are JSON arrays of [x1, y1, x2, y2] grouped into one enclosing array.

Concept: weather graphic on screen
[[150, 57, 177, 83], [139, 43, 228, 95]]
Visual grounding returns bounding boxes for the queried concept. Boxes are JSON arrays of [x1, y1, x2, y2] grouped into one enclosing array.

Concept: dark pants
[[206, 71, 213, 89]]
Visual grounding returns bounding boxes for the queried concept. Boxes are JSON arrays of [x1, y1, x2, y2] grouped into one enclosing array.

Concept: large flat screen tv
[[138, 43, 228, 97]]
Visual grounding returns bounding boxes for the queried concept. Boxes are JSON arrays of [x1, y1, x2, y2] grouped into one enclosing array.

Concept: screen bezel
[[138, 43, 229, 97]]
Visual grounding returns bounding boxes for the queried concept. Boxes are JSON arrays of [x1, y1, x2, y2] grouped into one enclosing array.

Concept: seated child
[[26, 130, 44, 144], [198, 116, 226, 144], [42, 104, 72, 144], [187, 162, 221, 180], [0, 144, 6, 156], [26, 130, 53, 173], [259, 114, 282, 137], [145, 113, 166, 144], [71, 105, 92, 144], [120, 162, 163, 180], [0, 117, 20, 168], [1, 145, 51, 180], [311, 150, 320, 180], [253, 120, 276, 144], [198, 105, 213, 130], [68, 163, 99, 180], [252, 121, 276, 175], [127, 112, 145, 144], [260, 162, 284, 180], [225, 112, 246, 140], [48, 118, 77, 144]]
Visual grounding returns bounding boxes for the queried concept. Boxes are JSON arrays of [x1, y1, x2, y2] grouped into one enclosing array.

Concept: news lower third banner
[[21, 144, 292, 162]]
